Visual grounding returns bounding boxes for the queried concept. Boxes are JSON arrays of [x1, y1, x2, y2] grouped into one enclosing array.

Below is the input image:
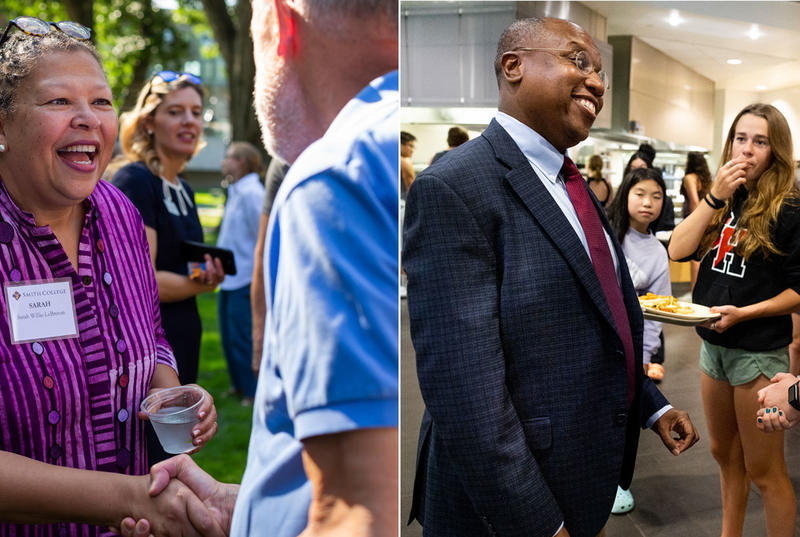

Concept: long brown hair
[[586, 154, 604, 180], [680, 151, 712, 200], [697, 103, 798, 260]]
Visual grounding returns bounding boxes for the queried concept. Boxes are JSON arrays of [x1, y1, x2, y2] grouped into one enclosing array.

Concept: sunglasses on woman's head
[[152, 70, 202, 86], [0, 16, 91, 48]]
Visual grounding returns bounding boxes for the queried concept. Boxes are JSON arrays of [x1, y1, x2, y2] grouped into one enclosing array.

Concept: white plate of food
[[638, 293, 721, 326]]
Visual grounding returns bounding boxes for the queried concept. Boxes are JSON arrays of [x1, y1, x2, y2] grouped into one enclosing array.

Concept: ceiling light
[[667, 10, 684, 27], [727, 58, 742, 65], [756, 85, 768, 91], [747, 24, 762, 40]]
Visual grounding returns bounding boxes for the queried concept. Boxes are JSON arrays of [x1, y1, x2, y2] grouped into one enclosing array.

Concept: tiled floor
[[400, 287, 800, 536]]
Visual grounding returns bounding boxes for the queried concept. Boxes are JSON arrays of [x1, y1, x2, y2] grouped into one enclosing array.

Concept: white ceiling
[[584, 1, 800, 92]]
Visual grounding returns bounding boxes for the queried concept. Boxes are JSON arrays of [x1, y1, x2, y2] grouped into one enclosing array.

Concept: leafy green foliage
[[95, 1, 202, 110], [0, 1, 209, 111], [1, 1, 260, 147]]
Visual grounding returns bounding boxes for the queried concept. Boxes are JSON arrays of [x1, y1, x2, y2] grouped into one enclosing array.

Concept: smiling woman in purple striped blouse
[[0, 17, 221, 537]]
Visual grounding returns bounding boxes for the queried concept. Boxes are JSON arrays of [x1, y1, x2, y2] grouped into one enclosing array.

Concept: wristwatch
[[788, 380, 800, 411]]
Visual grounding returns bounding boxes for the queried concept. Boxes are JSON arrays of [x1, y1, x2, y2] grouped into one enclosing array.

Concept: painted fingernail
[[758, 417, 763, 423], [766, 408, 771, 414], [199, 411, 206, 418], [779, 410, 783, 416], [773, 407, 778, 413], [193, 429, 200, 436]]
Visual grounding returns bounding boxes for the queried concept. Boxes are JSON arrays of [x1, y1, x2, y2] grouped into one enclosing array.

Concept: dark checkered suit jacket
[[403, 119, 668, 537]]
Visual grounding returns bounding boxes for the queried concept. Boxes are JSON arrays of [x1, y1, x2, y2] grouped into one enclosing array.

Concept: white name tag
[[4, 278, 79, 344]]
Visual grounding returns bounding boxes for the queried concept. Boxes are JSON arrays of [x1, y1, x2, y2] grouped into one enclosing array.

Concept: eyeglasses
[[152, 70, 202, 87], [508, 48, 609, 89], [0, 16, 91, 48]]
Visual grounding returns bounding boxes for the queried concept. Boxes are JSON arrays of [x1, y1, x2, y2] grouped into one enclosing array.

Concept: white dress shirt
[[217, 172, 265, 291]]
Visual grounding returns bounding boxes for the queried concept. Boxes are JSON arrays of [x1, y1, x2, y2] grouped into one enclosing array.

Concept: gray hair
[[493, 17, 545, 83], [303, 0, 397, 31], [0, 31, 102, 119]]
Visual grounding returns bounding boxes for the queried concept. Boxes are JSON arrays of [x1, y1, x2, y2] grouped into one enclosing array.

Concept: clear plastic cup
[[140, 385, 205, 454]]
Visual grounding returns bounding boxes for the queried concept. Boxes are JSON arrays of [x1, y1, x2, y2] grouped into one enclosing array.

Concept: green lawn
[[186, 194, 252, 484], [189, 290, 253, 484], [195, 190, 226, 235]]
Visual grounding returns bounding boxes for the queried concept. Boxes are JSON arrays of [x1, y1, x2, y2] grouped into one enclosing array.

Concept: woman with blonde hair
[[112, 72, 224, 461], [669, 103, 800, 536]]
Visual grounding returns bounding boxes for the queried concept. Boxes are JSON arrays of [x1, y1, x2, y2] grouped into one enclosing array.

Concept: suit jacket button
[[615, 412, 628, 426]]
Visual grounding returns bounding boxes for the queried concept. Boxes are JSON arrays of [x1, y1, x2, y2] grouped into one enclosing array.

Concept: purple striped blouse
[[0, 179, 177, 537]]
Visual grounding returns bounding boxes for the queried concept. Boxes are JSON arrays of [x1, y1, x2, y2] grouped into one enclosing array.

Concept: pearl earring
[[0, 144, 5, 152]]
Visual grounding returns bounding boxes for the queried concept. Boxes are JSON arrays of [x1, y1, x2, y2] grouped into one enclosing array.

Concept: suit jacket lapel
[[482, 120, 617, 330]]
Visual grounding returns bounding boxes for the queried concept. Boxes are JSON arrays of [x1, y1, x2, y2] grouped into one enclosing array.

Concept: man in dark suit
[[404, 17, 699, 537]]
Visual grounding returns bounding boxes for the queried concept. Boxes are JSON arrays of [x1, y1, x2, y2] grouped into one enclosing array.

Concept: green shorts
[[699, 340, 789, 386]]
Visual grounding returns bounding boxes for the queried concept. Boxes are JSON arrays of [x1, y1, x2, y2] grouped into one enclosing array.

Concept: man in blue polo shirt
[[116, 1, 399, 536]]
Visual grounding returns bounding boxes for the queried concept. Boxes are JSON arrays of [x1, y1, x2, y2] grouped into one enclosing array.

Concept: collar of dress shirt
[[495, 111, 566, 184]]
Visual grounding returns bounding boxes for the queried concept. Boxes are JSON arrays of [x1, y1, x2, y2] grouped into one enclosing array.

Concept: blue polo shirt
[[230, 71, 399, 537]]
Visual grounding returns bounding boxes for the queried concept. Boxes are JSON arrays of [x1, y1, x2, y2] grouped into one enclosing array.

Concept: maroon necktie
[[562, 157, 635, 406]]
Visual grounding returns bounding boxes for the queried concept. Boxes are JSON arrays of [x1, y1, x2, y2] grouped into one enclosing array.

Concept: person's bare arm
[[149, 363, 181, 390], [117, 454, 240, 537], [668, 156, 748, 260], [0, 451, 222, 536], [708, 288, 800, 333], [300, 428, 398, 537], [144, 226, 224, 303], [400, 159, 415, 193], [251, 213, 269, 375], [789, 313, 800, 376], [683, 173, 701, 213]]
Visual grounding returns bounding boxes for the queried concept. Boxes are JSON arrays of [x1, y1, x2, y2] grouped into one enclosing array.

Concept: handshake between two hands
[[112, 454, 239, 537], [113, 385, 234, 537]]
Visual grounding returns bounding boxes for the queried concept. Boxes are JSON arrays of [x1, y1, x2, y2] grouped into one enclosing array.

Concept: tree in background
[[191, 0, 259, 147], [0, 1, 259, 149]]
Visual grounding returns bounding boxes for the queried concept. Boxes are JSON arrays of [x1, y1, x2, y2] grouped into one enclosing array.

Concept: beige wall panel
[[628, 37, 714, 148], [763, 86, 800, 161], [629, 91, 713, 149], [630, 40, 669, 104]]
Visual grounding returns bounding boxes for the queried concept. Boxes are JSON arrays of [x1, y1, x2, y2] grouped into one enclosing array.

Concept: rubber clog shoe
[[646, 363, 665, 383], [611, 486, 634, 515]]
